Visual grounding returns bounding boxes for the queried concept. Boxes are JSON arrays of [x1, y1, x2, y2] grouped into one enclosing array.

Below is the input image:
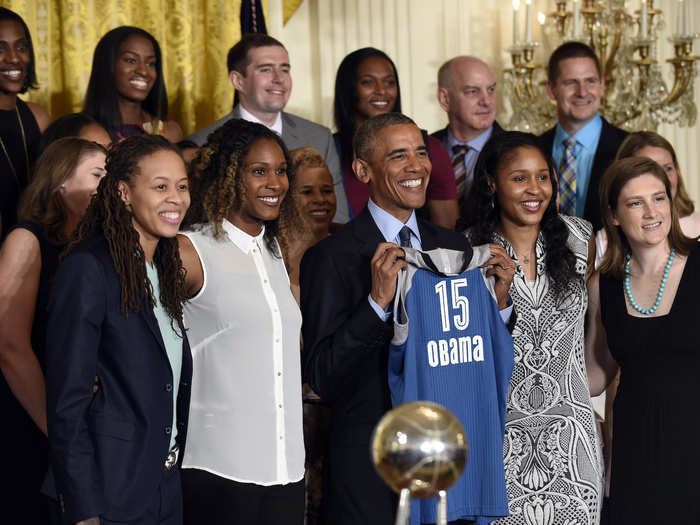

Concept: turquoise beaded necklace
[[624, 248, 675, 315]]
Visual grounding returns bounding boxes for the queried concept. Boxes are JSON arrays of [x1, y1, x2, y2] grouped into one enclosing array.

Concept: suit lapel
[[540, 127, 556, 157], [590, 118, 616, 176], [353, 209, 442, 252], [281, 112, 298, 145], [352, 208, 386, 257], [140, 304, 167, 355], [418, 219, 440, 250]]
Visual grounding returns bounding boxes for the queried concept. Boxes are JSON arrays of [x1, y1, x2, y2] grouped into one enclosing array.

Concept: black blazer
[[45, 235, 192, 524], [431, 120, 505, 147], [538, 117, 628, 231], [300, 208, 472, 525]]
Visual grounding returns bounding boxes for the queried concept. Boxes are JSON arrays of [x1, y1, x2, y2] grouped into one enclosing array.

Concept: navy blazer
[[300, 209, 472, 525], [45, 235, 192, 523], [431, 120, 505, 147], [538, 117, 628, 231]]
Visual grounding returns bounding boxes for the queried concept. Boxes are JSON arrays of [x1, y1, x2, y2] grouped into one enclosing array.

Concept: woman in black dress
[[0, 7, 50, 237], [0, 138, 106, 524], [586, 156, 698, 524]]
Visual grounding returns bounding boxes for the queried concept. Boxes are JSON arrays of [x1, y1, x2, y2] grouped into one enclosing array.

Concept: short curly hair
[[184, 119, 296, 257]]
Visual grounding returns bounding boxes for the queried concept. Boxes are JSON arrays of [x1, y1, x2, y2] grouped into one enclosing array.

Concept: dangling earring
[[486, 187, 495, 210]]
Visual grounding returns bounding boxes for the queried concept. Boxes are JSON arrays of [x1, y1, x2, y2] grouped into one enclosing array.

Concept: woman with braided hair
[[45, 134, 192, 525], [177, 118, 304, 525]]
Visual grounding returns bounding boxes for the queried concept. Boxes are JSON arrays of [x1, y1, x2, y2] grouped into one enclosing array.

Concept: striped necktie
[[451, 144, 470, 198], [559, 137, 578, 216]]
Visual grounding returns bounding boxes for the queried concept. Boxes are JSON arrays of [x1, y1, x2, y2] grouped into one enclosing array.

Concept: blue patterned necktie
[[398, 226, 412, 248], [559, 137, 578, 216]]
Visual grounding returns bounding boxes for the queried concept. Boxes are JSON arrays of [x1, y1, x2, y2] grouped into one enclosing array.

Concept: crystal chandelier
[[504, 0, 699, 134]]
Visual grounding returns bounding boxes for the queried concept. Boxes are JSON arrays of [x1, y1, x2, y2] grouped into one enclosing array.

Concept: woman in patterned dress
[[462, 132, 602, 525]]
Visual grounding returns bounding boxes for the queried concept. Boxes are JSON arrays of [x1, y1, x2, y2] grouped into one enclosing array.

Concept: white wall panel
[[268, 0, 700, 200]]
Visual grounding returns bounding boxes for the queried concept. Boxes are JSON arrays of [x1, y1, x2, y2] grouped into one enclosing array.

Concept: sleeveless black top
[[0, 99, 42, 239], [599, 242, 700, 524], [1, 221, 62, 520]]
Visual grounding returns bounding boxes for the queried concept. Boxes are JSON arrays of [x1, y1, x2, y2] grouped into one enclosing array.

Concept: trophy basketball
[[370, 401, 469, 525]]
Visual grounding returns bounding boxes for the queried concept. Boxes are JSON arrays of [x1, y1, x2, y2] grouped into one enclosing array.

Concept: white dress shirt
[[239, 105, 284, 136], [366, 199, 513, 323], [181, 220, 304, 485]]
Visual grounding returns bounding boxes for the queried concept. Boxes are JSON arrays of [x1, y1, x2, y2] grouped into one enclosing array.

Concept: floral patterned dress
[[491, 215, 602, 525]]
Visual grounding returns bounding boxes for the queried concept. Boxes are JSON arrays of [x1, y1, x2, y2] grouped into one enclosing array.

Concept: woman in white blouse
[[177, 119, 304, 525]]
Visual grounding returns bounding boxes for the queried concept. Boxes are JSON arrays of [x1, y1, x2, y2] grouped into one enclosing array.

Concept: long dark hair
[[333, 48, 401, 161], [184, 119, 296, 257], [69, 135, 187, 327], [83, 26, 168, 130], [0, 7, 38, 93], [463, 132, 579, 295]]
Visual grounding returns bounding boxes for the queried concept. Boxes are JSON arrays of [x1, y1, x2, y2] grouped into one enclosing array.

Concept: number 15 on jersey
[[434, 278, 469, 333]]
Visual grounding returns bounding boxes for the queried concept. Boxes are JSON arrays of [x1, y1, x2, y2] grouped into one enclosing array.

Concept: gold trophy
[[371, 401, 469, 525]]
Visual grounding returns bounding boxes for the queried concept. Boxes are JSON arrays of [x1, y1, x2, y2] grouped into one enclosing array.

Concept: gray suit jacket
[[187, 105, 349, 223]]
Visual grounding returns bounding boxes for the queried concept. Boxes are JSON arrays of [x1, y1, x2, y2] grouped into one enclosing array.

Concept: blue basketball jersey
[[388, 246, 514, 525]]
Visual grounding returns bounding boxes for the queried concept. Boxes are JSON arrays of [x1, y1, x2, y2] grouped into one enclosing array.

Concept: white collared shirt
[[180, 220, 304, 485], [239, 105, 283, 136]]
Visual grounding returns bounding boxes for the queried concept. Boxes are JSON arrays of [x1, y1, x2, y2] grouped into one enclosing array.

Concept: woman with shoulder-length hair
[[595, 131, 700, 268], [464, 131, 603, 525], [178, 119, 305, 525], [46, 134, 192, 525], [83, 26, 182, 144], [0, 137, 106, 524], [586, 157, 697, 524]]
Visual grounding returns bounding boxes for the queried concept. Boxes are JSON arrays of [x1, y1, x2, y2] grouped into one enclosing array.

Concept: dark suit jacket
[[300, 209, 472, 525], [45, 235, 193, 523], [432, 122, 506, 216], [538, 117, 628, 231], [431, 120, 505, 147]]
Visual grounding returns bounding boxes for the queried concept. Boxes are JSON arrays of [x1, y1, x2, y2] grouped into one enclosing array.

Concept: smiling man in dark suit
[[538, 42, 627, 231], [300, 113, 514, 525]]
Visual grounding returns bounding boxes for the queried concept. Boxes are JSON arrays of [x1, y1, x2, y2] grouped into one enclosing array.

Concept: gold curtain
[[282, 0, 302, 25], [4, 0, 264, 136]]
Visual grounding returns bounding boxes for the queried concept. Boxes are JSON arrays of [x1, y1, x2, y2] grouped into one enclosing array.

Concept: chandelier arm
[[651, 60, 694, 109], [525, 69, 537, 99], [604, 29, 623, 87]]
